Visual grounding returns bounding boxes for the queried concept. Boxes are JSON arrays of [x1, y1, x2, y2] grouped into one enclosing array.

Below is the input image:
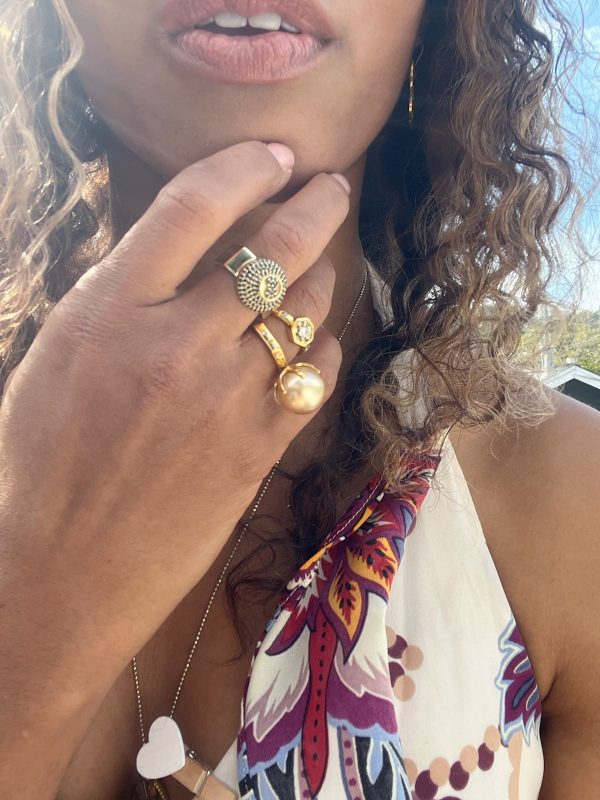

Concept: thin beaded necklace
[[131, 256, 371, 799]]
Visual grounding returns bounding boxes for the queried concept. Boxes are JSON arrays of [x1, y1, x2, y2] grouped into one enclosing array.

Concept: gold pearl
[[274, 363, 326, 414]]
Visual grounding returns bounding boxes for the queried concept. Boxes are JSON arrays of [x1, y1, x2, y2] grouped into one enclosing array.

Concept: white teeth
[[213, 12, 247, 28], [248, 12, 281, 31], [206, 11, 302, 33]]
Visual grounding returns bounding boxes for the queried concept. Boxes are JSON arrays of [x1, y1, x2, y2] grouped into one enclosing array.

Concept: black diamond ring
[[218, 245, 288, 317]]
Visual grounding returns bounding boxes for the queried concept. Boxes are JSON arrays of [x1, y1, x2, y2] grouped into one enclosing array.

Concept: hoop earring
[[408, 60, 415, 127]]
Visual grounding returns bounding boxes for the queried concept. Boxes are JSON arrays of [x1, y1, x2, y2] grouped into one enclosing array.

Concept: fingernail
[[265, 142, 295, 173], [331, 173, 351, 194]]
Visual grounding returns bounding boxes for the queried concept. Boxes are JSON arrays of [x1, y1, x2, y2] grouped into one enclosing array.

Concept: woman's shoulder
[[450, 390, 600, 792], [450, 388, 600, 528]]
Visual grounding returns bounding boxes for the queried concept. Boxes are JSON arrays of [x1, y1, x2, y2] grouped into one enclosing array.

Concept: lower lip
[[169, 28, 327, 84]]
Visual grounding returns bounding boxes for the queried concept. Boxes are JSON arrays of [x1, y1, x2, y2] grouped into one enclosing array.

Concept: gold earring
[[408, 60, 415, 126]]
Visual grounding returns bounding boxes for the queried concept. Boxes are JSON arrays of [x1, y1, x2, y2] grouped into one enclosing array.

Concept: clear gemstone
[[292, 318, 314, 346]]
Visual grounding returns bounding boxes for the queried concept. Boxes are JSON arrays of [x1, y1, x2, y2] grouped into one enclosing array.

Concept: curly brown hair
[[0, 0, 594, 653]]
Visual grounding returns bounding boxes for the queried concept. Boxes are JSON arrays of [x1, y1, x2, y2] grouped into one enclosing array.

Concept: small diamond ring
[[269, 308, 315, 350]]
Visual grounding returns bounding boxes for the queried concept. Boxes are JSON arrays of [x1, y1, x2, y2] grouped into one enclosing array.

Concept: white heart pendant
[[136, 716, 186, 780]]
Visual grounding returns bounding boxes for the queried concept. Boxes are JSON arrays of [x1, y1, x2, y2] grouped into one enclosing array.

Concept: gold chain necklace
[[131, 257, 370, 800]]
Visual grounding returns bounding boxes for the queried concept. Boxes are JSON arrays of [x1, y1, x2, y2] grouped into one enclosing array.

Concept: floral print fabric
[[236, 454, 440, 799], [210, 265, 544, 798], [210, 439, 545, 799]]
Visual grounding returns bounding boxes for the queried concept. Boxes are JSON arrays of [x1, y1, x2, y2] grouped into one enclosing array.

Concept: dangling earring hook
[[408, 60, 415, 127], [407, 38, 425, 128]]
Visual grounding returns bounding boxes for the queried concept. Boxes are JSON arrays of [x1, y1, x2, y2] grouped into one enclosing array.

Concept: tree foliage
[[520, 308, 600, 375]]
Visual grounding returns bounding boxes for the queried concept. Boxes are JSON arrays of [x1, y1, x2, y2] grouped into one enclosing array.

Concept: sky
[[551, 0, 600, 311]]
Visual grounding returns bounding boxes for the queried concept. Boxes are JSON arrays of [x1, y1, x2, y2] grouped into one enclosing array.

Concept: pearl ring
[[252, 321, 325, 415]]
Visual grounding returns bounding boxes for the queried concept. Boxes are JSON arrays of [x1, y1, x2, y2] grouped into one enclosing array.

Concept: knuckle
[[262, 210, 313, 264], [156, 177, 222, 231], [51, 291, 117, 354], [293, 276, 332, 318]]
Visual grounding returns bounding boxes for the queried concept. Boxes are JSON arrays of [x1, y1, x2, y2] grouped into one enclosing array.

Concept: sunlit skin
[[65, 0, 424, 347], [53, 2, 427, 796], [45, 1, 600, 798]]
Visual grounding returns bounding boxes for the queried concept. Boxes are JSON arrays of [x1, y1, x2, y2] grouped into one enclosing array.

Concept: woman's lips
[[168, 28, 328, 84], [157, 0, 337, 41]]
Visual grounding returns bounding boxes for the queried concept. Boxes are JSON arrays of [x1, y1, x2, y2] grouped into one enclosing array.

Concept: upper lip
[[157, 0, 337, 40]]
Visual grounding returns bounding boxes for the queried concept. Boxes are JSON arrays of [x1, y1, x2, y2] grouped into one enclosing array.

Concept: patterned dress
[[208, 439, 543, 799], [209, 265, 544, 799]]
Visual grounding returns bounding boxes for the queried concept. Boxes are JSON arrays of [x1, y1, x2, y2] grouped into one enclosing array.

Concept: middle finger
[[179, 171, 351, 333]]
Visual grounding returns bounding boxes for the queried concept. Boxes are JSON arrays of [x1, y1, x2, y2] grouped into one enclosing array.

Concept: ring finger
[[239, 254, 336, 369]]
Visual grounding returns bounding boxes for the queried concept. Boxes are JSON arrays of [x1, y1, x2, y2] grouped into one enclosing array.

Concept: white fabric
[[386, 436, 544, 798], [210, 262, 544, 797], [211, 437, 544, 797]]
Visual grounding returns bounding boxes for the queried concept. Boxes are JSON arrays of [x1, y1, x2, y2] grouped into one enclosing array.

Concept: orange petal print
[[346, 536, 396, 592], [327, 563, 362, 641]]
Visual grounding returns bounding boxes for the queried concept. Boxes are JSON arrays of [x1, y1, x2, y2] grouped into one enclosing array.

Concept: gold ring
[[252, 321, 289, 370], [251, 322, 325, 415], [217, 245, 287, 317], [274, 362, 325, 415], [270, 308, 315, 349]]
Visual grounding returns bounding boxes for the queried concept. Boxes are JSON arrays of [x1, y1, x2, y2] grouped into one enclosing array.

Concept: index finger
[[92, 141, 294, 304]]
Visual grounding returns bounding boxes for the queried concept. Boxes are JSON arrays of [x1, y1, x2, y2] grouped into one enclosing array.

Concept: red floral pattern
[[238, 453, 440, 800]]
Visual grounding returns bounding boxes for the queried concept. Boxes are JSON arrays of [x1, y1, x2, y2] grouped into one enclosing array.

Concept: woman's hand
[[0, 140, 350, 788]]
